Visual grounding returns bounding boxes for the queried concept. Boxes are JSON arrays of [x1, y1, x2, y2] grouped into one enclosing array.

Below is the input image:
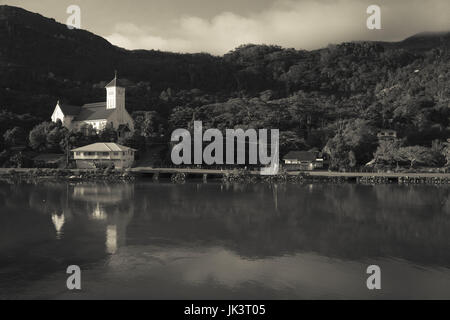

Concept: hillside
[[0, 5, 449, 169], [0, 5, 234, 116], [0, 5, 449, 114]]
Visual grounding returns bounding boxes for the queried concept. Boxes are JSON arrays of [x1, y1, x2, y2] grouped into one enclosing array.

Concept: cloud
[[106, 23, 191, 52], [104, 0, 450, 55]]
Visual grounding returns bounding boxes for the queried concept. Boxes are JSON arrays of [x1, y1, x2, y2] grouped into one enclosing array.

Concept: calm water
[[0, 180, 449, 299]]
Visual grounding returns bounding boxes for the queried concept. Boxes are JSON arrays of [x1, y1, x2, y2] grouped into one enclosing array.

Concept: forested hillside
[[0, 5, 449, 169]]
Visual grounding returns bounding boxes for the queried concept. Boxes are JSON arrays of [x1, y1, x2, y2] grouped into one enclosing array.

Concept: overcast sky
[[3, 0, 450, 54]]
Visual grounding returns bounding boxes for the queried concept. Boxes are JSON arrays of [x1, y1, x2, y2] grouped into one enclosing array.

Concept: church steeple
[[105, 71, 125, 110]]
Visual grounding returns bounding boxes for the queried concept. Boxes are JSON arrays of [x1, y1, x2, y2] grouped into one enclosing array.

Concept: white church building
[[51, 74, 134, 136]]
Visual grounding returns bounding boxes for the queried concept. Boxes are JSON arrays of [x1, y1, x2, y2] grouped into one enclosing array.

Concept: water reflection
[[106, 225, 118, 254], [51, 212, 65, 239], [0, 181, 449, 299], [91, 203, 107, 221], [71, 183, 135, 254]]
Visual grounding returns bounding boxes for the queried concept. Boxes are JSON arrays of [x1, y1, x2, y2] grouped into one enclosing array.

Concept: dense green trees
[[133, 111, 167, 141], [374, 140, 447, 169], [324, 119, 378, 170], [29, 121, 68, 152], [98, 123, 118, 142], [3, 127, 27, 147], [444, 143, 450, 166], [374, 140, 403, 167], [28, 121, 116, 154], [1, 7, 449, 170]]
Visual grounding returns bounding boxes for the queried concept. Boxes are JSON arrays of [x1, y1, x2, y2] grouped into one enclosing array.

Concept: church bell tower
[[106, 71, 125, 110]]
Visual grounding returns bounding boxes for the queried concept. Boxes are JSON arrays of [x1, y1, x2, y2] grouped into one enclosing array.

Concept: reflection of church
[[50, 183, 135, 254]]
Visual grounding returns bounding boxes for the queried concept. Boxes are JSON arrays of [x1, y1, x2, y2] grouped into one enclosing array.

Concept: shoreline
[[0, 168, 449, 185]]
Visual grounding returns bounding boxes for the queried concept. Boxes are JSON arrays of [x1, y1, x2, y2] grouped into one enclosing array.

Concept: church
[[51, 73, 134, 136]]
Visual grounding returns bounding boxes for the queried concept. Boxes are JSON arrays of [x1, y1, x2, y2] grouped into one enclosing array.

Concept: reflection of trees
[[69, 183, 135, 254], [0, 181, 449, 270], [72, 183, 134, 205], [0, 182, 68, 252], [0, 181, 135, 259], [130, 182, 450, 267], [0, 181, 136, 291]]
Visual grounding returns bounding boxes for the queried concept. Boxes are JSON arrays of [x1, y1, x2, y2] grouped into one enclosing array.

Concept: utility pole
[[66, 133, 70, 168]]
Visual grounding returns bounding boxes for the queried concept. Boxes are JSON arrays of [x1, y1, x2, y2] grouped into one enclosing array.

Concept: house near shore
[[282, 151, 324, 171], [51, 73, 134, 138], [71, 143, 136, 169]]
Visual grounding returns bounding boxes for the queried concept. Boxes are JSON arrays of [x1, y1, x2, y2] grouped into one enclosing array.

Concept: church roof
[[72, 143, 136, 152], [74, 102, 115, 121], [58, 103, 81, 116], [105, 76, 127, 88]]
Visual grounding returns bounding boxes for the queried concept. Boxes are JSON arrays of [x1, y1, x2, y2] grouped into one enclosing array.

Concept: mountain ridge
[[1, 5, 449, 56], [0, 5, 448, 168], [0, 4, 449, 118]]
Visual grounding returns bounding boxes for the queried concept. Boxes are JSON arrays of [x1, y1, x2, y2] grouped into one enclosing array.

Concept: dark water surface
[[0, 181, 449, 299]]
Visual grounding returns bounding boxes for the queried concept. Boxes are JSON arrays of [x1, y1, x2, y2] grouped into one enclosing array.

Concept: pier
[[130, 167, 450, 184]]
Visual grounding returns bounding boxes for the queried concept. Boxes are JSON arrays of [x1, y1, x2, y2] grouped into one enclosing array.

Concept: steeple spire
[[105, 71, 123, 88]]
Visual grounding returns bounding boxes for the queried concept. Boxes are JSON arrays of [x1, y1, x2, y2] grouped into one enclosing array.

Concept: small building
[[283, 151, 324, 171], [72, 143, 136, 169], [377, 129, 397, 141]]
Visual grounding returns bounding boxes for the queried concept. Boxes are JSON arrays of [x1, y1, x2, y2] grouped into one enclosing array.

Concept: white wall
[[74, 151, 135, 169], [51, 86, 134, 134], [51, 105, 64, 123]]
